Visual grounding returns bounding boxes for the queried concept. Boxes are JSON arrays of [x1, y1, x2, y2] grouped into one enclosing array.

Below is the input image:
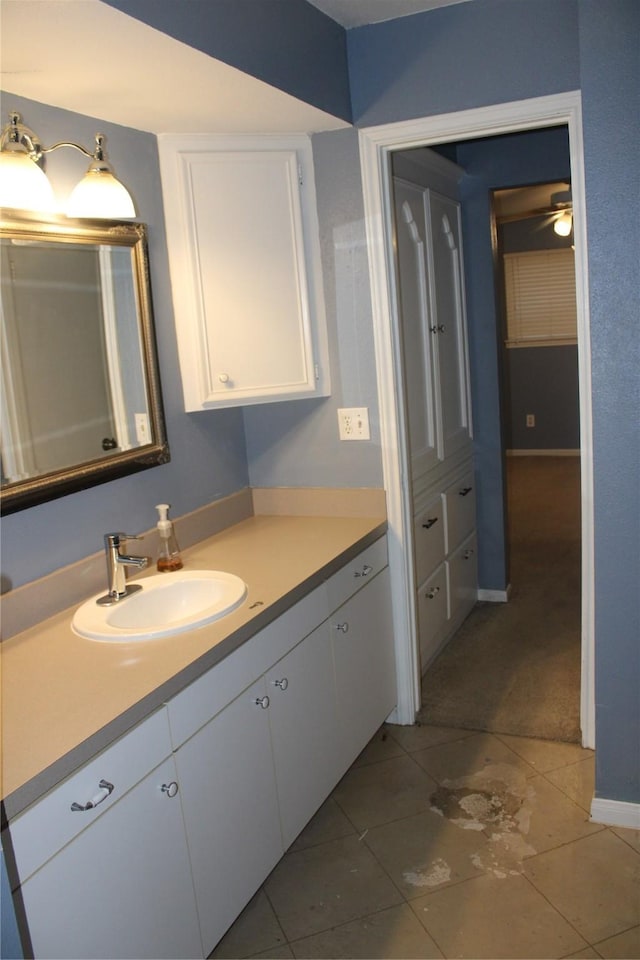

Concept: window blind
[[504, 248, 577, 347]]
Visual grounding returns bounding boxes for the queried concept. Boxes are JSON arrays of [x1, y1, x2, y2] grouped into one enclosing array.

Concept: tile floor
[[211, 723, 640, 959]]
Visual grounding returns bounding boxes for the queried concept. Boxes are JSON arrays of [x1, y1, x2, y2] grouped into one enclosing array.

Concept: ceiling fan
[[495, 183, 573, 236]]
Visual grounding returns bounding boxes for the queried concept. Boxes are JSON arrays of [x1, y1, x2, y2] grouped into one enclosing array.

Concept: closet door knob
[[422, 517, 438, 530], [459, 486, 473, 497], [273, 677, 289, 690], [254, 695, 270, 709]]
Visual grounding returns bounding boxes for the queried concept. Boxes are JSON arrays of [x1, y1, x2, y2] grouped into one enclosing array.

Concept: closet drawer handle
[[459, 486, 473, 497], [422, 517, 439, 530]]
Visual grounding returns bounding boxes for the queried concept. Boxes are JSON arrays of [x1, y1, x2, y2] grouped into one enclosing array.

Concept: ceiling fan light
[[554, 212, 573, 237]]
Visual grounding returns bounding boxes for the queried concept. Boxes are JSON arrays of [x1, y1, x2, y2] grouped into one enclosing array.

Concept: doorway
[[359, 91, 594, 748]]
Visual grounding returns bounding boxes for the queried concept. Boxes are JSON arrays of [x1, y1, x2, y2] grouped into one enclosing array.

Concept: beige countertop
[[1, 513, 385, 821]]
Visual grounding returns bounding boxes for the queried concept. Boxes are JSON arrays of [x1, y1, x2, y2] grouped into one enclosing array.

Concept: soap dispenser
[[155, 503, 183, 572]]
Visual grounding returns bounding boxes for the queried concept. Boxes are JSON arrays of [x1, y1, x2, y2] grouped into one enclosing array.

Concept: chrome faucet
[[97, 532, 148, 606]]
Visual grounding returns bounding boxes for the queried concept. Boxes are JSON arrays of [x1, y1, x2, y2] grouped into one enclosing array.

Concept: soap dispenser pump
[[155, 503, 183, 572]]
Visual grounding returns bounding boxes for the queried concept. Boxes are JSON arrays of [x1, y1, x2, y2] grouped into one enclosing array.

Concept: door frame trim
[[358, 91, 594, 747]]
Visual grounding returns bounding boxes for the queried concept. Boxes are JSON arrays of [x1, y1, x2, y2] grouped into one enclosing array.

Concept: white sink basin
[[72, 570, 247, 642]]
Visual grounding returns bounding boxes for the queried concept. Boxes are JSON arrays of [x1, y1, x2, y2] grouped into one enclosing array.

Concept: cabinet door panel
[[175, 677, 282, 956], [426, 191, 472, 459], [332, 568, 397, 768], [393, 179, 439, 477], [267, 624, 341, 849], [21, 757, 201, 960]]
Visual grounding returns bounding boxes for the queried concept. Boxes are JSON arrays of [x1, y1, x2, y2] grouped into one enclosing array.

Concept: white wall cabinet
[[10, 711, 201, 960], [9, 537, 394, 959], [158, 134, 330, 409]]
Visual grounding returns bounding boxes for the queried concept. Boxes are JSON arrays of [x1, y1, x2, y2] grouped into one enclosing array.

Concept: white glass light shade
[[0, 147, 57, 212], [554, 212, 573, 237], [66, 169, 136, 219]]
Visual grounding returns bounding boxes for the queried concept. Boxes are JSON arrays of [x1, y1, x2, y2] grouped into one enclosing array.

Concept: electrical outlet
[[135, 413, 150, 443], [338, 407, 370, 441], [526, 414, 535, 428]]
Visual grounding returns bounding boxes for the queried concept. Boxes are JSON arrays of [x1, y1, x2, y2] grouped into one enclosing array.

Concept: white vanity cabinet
[[266, 622, 342, 850], [172, 676, 283, 955], [158, 134, 330, 409], [10, 710, 201, 960]]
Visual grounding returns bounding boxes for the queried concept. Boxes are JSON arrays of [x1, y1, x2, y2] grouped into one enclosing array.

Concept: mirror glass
[[1, 212, 169, 514]]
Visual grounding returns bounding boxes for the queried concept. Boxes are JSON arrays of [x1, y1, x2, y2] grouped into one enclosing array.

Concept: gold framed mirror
[[1, 211, 169, 514]]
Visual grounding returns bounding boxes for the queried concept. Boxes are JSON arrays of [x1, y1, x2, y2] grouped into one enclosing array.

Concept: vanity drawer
[[9, 709, 172, 885], [413, 495, 445, 585], [326, 536, 388, 612], [167, 582, 329, 749], [444, 471, 476, 553], [416, 563, 448, 670]]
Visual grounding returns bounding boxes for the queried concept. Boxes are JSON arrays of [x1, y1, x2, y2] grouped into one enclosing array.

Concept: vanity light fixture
[[0, 111, 136, 218]]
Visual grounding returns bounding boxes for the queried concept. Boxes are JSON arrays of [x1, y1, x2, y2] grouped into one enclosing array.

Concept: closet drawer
[[10, 709, 172, 884], [444, 471, 476, 553], [448, 533, 478, 625], [416, 563, 448, 669], [414, 495, 445, 585], [326, 536, 388, 612]]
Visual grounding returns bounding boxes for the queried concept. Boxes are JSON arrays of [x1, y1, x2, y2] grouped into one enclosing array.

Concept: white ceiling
[[306, 0, 472, 28]]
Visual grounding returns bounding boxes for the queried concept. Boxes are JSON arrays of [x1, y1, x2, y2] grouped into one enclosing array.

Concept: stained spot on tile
[[430, 762, 537, 878], [403, 858, 452, 888]]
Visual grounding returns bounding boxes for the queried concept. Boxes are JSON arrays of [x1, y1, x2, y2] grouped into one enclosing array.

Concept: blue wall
[[347, 0, 640, 803], [578, 0, 640, 803], [0, 94, 250, 589]]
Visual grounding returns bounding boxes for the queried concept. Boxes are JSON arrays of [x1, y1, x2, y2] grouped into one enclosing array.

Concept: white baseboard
[[506, 449, 580, 457], [590, 797, 640, 829], [477, 587, 511, 602]]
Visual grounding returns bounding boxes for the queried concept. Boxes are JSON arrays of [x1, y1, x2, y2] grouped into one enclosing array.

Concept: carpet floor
[[418, 456, 582, 743]]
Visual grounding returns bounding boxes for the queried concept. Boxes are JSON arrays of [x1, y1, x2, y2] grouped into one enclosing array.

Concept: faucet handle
[[104, 532, 144, 548]]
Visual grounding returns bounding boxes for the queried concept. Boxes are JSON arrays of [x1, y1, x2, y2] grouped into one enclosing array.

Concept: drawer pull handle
[[422, 517, 439, 530], [426, 586, 441, 600], [273, 677, 289, 690], [71, 779, 114, 812], [354, 564, 373, 578], [254, 695, 270, 709], [459, 486, 473, 497], [161, 781, 179, 798], [335, 622, 349, 633]]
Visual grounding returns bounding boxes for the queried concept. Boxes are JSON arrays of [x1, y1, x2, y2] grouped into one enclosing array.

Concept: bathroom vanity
[[2, 515, 395, 959]]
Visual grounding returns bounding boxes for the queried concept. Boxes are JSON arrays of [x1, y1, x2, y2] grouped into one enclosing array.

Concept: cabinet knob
[[459, 486, 473, 497], [422, 517, 438, 530], [254, 695, 270, 709], [71, 779, 114, 812], [335, 622, 349, 633], [464, 548, 475, 560], [218, 373, 230, 383], [354, 564, 373, 579], [273, 677, 289, 690], [426, 586, 441, 600], [161, 781, 179, 798]]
